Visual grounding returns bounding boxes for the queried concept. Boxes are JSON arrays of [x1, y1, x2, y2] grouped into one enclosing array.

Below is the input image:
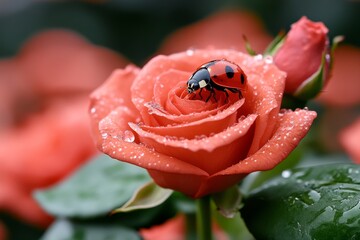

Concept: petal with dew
[[130, 114, 257, 174], [139, 98, 244, 139], [216, 109, 317, 175], [90, 65, 140, 147]]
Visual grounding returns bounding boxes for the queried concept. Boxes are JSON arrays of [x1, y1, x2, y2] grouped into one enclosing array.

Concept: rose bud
[[90, 49, 317, 198], [271, 16, 331, 100]]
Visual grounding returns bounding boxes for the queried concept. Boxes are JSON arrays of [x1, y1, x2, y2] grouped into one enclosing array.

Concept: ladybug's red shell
[[201, 60, 247, 90]]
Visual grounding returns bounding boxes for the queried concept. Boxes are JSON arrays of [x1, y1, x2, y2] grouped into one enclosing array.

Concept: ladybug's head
[[187, 68, 210, 93], [187, 79, 200, 93]]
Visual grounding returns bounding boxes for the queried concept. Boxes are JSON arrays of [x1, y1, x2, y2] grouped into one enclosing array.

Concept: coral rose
[[0, 29, 128, 227], [90, 49, 317, 198], [0, 99, 96, 226], [273, 16, 329, 95]]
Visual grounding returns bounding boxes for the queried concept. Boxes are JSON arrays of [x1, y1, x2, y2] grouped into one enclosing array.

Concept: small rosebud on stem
[[266, 16, 342, 108]]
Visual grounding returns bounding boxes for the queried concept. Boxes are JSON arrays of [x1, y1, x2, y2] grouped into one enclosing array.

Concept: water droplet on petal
[[101, 133, 108, 139], [122, 130, 135, 142], [264, 55, 273, 64], [90, 107, 96, 114], [254, 54, 263, 61], [186, 48, 195, 56]]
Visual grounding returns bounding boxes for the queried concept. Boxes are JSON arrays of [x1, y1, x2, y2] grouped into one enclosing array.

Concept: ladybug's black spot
[[225, 65, 234, 78], [240, 74, 245, 84]]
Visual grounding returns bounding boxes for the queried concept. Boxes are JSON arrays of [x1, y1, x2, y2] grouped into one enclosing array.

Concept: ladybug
[[187, 59, 247, 102]]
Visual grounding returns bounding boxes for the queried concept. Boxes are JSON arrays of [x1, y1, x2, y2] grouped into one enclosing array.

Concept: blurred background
[[0, 0, 359, 239]]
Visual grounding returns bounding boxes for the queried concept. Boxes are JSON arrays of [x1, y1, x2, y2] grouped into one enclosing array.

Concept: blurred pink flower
[[139, 215, 228, 240], [0, 29, 128, 227], [317, 45, 360, 106], [158, 10, 272, 55], [0, 222, 6, 240], [340, 117, 360, 164]]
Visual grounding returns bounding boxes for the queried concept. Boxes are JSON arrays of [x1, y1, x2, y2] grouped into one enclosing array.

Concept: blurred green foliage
[[0, 0, 359, 65]]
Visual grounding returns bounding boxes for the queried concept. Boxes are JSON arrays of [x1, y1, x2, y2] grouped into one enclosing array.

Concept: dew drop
[[101, 133, 108, 139], [264, 55, 273, 64], [282, 170, 292, 178], [308, 190, 321, 202], [186, 48, 195, 56], [90, 107, 96, 114], [254, 54, 263, 61], [122, 130, 135, 142]]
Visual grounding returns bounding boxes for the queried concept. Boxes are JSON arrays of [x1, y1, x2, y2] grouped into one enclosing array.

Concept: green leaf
[[34, 154, 150, 218], [112, 181, 173, 213], [212, 185, 243, 218], [41, 219, 140, 240], [214, 212, 254, 240], [241, 164, 360, 240], [293, 53, 326, 100]]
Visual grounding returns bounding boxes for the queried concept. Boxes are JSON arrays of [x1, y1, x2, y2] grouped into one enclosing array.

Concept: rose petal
[[242, 56, 286, 155], [218, 109, 317, 175], [188, 109, 317, 197], [90, 65, 140, 147], [138, 98, 244, 139], [144, 98, 228, 127], [131, 56, 194, 125], [98, 107, 208, 177], [129, 114, 257, 174]]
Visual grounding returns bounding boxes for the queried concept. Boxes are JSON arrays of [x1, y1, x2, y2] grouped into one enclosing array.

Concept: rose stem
[[196, 195, 213, 240]]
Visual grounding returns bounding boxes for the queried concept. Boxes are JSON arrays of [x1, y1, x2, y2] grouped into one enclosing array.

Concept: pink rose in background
[[139, 215, 228, 240], [273, 16, 329, 95], [0, 29, 128, 227], [0, 222, 5, 240], [314, 45, 360, 152], [340, 118, 360, 164], [158, 10, 272, 55], [16, 30, 126, 96], [317, 45, 360, 106]]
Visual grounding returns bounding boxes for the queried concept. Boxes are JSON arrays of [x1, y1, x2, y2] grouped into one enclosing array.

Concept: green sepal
[[241, 163, 360, 240], [212, 185, 243, 218], [242, 35, 257, 56], [112, 181, 173, 213], [263, 30, 286, 56], [293, 35, 344, 100], [330, 35, 345, 69], [293, 52, 327, 100]]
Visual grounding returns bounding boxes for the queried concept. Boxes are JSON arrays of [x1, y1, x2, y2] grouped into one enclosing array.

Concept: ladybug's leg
[[228, 88, 243, 99], [206, 90, 214, 102], [198, 88, 203, 100], [224, 90, 229, 99], [205, 85, 215, 102]]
